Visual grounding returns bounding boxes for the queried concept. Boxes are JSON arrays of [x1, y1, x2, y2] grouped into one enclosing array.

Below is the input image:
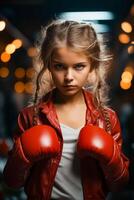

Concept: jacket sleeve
[[3, 109, 33, 189], [100, 110, 129, 191]]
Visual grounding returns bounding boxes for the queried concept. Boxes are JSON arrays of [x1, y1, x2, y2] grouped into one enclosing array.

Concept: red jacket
[[3, 89, 129, 200]]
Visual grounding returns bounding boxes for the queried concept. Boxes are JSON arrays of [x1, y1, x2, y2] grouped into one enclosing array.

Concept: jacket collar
[[82, 89, 101, 124], [38, 88, 101, 127]]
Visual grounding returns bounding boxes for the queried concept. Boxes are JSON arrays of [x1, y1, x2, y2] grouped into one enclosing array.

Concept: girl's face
[[49, 47, 91, 96]]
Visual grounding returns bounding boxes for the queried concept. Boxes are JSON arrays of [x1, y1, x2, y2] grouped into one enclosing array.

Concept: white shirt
[[51, 123, 83, 200]]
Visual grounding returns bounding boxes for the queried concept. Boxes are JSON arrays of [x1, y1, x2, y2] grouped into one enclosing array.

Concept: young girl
[[3, 20, 129, 200]]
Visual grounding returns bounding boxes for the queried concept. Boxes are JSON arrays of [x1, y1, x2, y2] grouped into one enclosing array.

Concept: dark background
[[0, 0, 134, 199]]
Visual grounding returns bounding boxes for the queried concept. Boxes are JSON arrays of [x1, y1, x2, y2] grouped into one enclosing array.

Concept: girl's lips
[[63, 85, 77, 90], [63, 85, 76, 87]]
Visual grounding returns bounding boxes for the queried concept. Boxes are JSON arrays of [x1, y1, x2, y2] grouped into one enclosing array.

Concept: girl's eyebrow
[[52, 60, 88, 64], [74, 62, 88, 64], [52, 60, 63, 63]]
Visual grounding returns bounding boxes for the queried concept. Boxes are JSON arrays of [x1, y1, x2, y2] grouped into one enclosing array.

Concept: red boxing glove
[[77, 124, 114, 164], [17, 125, 60, 162]]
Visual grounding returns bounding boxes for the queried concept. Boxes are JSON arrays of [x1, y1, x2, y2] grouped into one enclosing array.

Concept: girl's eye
[[75, 64, 85, 70], [53, 64, 64, 70]]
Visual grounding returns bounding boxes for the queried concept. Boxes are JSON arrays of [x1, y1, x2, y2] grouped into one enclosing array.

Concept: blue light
[[56, 11, 114, 32], [58, 11, 115, 21]]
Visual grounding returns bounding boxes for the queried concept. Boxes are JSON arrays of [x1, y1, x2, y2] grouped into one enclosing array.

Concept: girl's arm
[[3, 110, 32, 189], [100, 110, 129, 191]]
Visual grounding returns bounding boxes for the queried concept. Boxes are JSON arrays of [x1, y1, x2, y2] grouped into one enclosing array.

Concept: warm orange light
[[0, 20, 6, 31], [1, 52, 11, 62], [128, 45, 134, 54], [14, 81, 25, 93], [26, 67, 35, 78], [12, 39, 22, 49], [120, 80, 131, 90], [130, 4, 134, 16], [14, 68, 25, 78], [27, 47, 38, 57], [0, 67, 9, 78], [118, 33, 130, 44], [25, 82, 33, 94], [121, 71, 133, 83], [125, 66, 134, 75], [121, 21, 132, 33], [5, 44, 16, 54]]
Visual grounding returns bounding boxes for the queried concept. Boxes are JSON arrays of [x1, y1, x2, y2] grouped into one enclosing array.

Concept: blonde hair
[[31, 20, 113, 130]]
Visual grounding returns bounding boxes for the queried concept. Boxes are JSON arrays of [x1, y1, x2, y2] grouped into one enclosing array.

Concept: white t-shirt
[[51, 123, 83, 200]]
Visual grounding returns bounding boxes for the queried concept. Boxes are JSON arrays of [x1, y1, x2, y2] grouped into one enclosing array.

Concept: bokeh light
[[14, 68, 25, 78], [0, 67, 9, 78], [12, 39, 22, 49], [120, 80, 131, 90], [121, 21, 132, 33], [5, 44, 16, 54], [125, 66, 134, 75], [121, 71, 133, 83], [1, 52, 11, 62], [27, 47, 38, 57], [26, 67, 35, 78], [127, 45, 134, 54], [130, 4, 134, 16], [118, 33, 130, 44], [0, 20, 6, 31], [14, 81, 25, 93], [25, 82, 33, 94]]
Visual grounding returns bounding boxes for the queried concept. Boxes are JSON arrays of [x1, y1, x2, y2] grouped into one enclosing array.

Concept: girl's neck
[[53, 88, 85, 106]]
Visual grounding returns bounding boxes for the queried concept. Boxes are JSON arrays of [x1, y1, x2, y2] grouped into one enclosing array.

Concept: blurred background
[[0, 0, 134, 199]]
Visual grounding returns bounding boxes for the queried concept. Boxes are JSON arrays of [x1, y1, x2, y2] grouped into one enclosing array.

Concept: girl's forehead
[[52, 47, 89, 62]]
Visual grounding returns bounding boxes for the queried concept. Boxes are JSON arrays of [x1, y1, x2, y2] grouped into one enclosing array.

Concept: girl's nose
[[64, 69, 73, 83]]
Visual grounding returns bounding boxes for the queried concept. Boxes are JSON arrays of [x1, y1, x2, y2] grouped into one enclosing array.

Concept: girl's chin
[[60, 88, 80, 96]]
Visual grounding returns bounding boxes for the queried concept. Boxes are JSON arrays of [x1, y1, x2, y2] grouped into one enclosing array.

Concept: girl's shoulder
[[18, 91, 52, 127], [105, 106, 117, 116], [19, 90, 52, 116], [84, 89, 120, 131], [17, 105, 35, 131], [104, 106, 121, 134], [86, 90, 118, 116], [19, 104, 35, 118]]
